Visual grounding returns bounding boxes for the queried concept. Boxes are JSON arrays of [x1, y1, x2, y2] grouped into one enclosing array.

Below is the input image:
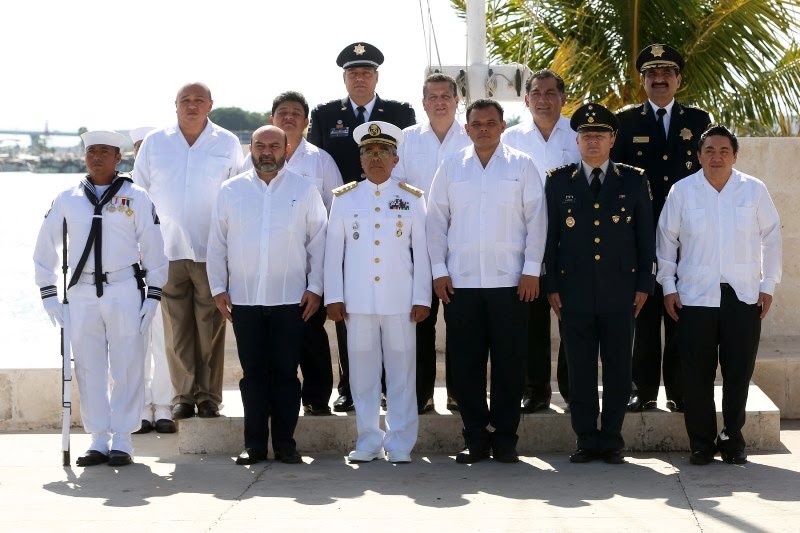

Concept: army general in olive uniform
[[612, 44, 712, 413], [543, 104, 656, 464], [308, 42, 416, 412]]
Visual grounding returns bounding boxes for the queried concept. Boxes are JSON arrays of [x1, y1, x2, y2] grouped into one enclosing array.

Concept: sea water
[[2, 172, 84, 368]]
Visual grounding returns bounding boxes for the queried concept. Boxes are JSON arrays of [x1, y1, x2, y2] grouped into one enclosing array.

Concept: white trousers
[[346, 313, 418, 455], [67, 278, 145, 455], [141, 303, 174, 421]]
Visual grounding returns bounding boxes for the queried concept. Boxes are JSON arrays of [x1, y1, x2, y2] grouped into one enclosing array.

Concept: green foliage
[[208, 107, 270, 132], [451, 0, 800, 135]]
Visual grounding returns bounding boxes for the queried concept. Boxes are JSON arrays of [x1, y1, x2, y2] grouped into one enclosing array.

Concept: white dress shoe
[[386, 451, 412, 464], [347, 450, 382, 463]]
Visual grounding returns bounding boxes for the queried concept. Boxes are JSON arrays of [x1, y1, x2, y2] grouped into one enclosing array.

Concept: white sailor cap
[[81, 130, 126, 149], [129, 126, 156, 144], [353, 121, 404, 148]]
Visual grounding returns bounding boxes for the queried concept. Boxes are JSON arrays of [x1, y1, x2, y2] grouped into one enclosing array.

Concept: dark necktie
[[355, 106, 366, 126], [656, 107, 667, 143], [590, 167, 602, 199]]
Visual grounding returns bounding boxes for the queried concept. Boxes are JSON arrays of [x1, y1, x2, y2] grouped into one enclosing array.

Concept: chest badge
[[612, 215, 620, 223], [389, 197, 410, 210], [680, 128, 693, 141]]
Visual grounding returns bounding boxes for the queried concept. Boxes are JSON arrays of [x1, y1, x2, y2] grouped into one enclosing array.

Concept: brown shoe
[[197, 401, 220, 418]]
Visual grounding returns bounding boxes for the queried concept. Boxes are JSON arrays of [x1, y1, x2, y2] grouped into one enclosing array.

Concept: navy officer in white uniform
[[324, 121, 431, 464], [34, 130, 168, 467]]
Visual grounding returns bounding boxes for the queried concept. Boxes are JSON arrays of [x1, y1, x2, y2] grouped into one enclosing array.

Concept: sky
[[1, 0, 533, 140]]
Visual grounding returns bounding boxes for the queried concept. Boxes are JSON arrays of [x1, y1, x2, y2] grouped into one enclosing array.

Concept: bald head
[[176, 82, 212, 102], [250, 126, 289, 178]]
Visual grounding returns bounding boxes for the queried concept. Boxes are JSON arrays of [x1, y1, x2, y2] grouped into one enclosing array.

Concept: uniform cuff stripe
[[40, 286, 58, 299], [147, 287, 162, 301]]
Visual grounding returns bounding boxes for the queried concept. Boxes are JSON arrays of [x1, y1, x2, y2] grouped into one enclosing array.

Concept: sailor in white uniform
[[324, 121, 431, 464], [34, 130, 168, 467]]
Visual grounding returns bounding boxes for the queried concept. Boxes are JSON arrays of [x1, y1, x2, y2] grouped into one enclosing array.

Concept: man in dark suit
[[612, 44, 712, 413], [308, 42, 416, 412], [543, 103, 656, 464]]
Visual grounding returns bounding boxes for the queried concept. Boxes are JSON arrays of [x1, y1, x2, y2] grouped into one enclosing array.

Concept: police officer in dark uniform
[[612, 44, 712, 413], [543, 103, 656, 464], [308, 42, 416, 412]]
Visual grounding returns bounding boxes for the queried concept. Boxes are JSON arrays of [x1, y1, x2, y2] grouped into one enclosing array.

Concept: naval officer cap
[[570, 103, 618, 133], [353, 121, 404, 148], [636, 43, 684, 72], [337, 42, 384, 69], [129, 126, 156, 144], [81, 130, 126, 149]]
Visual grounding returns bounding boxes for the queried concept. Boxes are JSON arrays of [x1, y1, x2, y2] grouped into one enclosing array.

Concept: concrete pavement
[[1, 421, 799, 532]]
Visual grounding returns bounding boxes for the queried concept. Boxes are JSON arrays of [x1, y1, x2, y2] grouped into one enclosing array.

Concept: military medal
[[566, 216, 575, 228], [396, 229, 403, 237], [352, 221, 359, 230], [353, 232, 360, 240], [686, 161, 693, 170], [612, 215, 620, 223], [108, 205, 116, 213], [126, 208, 133, 217]]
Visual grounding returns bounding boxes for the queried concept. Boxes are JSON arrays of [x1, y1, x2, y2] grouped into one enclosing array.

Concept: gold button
[[375, 207, 381, 212], [560, 269, 565, 274], [594, 203, 600, 209], [375, 191, 381, 196], [375, 223, 380, 229], [594, 237, 600, 243], [374, 258, 380, 263], [594, 220, 600, 226], [621, 207, 626, 212], [374, 276, 380, 282], [687, 150, 692, 155], [663, 176, 669, 181], [662, 155, 668, 160], [594, 254, 601, 261], [637, 151, 643, 156], [374, 240, 380, 245], [631, 268, 636, 272]]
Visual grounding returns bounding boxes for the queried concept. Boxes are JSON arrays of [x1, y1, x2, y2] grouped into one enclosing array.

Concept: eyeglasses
[[360, 148, 392, 159]]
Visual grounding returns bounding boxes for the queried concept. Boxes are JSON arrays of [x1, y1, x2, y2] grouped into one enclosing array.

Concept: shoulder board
[[332, 181, 358, 197], [678, 102, 707, 112], [616, 103, 641, 114], [398, 182, 423, 197], [546, 163, 577, 178], [614, 163, 646, 176]]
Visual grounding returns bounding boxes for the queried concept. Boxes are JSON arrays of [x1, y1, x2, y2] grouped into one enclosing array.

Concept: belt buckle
[[94, 272, 108, 285]]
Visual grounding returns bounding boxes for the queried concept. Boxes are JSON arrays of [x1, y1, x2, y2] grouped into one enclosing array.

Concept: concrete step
[[177, 384, 781, 455]]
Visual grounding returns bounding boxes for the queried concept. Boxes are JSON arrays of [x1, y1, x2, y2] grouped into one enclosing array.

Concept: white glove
[[139, 298, 159, 334], [42, 297, 64, 328]]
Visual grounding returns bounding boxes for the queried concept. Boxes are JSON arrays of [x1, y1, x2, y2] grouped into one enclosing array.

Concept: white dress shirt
[[240, 138, 343, 212], [426, 143, 547, 288], [501, 115, 580, 186], [648, 98, 675, 136], [392, 120, 472, 195], [350, 95, 377, 122], [656, 168, 782, 306], [34, 178, 168, 290], [207, 167, 327, 306], [324, 179, 431, 315], [133, 120, 245, 262]]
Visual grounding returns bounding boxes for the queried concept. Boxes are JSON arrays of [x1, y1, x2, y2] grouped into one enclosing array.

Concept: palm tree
[[451, 0, 800, 134]]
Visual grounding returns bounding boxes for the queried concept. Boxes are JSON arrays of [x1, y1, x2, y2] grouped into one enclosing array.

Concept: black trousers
[[632, 284, 681, 401], [678, 285, 761, 455], [232, 304, 303, 452], [445, 287, 528, 450], [300, 305, 334, 407], [416, 294, 454, 408], [562, 310, 633, 451], [524, 294, 570, 403]]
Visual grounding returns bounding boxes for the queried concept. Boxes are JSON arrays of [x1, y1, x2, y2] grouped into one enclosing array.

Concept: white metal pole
[[466, 0, 487, 103]]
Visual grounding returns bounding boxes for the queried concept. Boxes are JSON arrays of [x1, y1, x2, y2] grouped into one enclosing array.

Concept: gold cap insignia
[[354, 44, 366, 55], [650, 44, 665, 57], [368, 124, 381, 136]]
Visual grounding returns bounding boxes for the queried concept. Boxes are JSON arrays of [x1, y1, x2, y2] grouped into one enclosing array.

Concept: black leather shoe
[[492, 447, 520, 463], [627, 394, 657, 412], [197, 401, 220, 418], [332, 395, 354, 412], [601, 449, 625, 464], [521, 397, 550, 413], [418, 398, 435, 414], [274, 447, 303, 464], [107, 450, 133, 467], [132, 419, 153, 434], [446, 396, 459, 411], [76, 449, 109, 467], [155, 419, 177, 433], [720, 450, 748, 465], [569, 448, 598, 463], [666, 400, 684, 413], [303, 404, 332, 416], [690, 451, 715, 465], [171, 403, 195, 420], [455, 446, 491, 464], [236, 448, 267, 465]]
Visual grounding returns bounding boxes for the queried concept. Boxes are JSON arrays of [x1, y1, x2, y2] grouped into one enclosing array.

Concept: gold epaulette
[[546, 163, 576, 178], [399, 182, 424, 197], [332, 181, 358, 197]]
